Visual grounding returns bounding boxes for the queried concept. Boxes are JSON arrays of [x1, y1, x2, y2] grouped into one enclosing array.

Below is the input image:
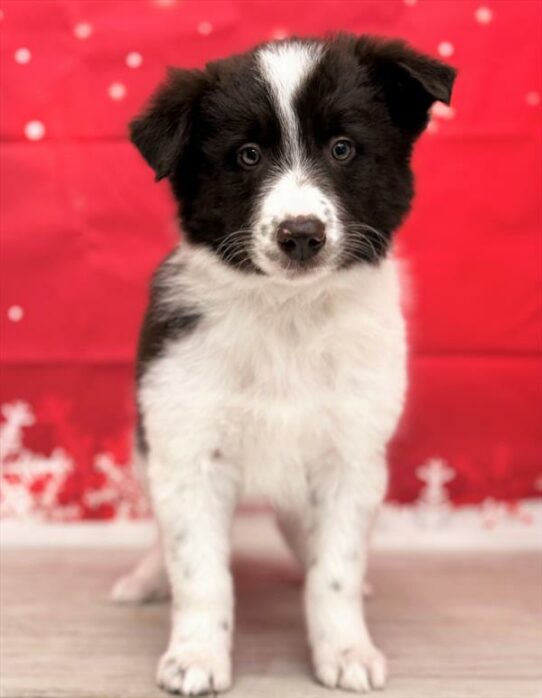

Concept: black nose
[[276, 217, 326, 264]]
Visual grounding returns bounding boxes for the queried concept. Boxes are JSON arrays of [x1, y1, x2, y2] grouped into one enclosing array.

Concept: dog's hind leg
[[276, 510, 310, 568], [110, 537, 170, 604], [110, 437, 169, 604]]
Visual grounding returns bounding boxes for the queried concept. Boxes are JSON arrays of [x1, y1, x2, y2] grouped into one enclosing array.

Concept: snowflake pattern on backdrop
[[0, 401, 147, 521], [0, 402, 537, 526], [83, 453, 148, 520], [415, 457, 456, 527]]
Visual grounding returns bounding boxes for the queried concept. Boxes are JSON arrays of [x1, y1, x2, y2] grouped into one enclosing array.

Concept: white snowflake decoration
[[0, 478, 35, 518], [0, 401, 34, 461], [0, 401, 77, 520], [1, 400, 147, 521], [83, 453, 148, 519], [480, 497, 507, 529], [415, 457, 456, 527]]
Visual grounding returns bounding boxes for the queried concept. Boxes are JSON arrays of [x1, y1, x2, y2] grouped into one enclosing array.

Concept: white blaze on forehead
[[258, 41, 323, 146]]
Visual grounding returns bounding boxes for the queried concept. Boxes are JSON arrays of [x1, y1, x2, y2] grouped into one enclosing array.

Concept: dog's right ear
[[356, 37, 456, 137], [130, 68, 208, 181]]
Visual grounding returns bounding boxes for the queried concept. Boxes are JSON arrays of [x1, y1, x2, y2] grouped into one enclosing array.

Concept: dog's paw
[[313, 643, 387, 693], [157, 645, 232, 696], [110, 572, 170, 604]]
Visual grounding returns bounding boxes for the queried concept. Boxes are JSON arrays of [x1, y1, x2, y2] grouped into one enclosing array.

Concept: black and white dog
[[112, 34, 455, 696]]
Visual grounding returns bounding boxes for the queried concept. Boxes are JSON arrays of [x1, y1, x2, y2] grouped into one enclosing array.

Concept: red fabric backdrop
[[0, 0, 541, 520]]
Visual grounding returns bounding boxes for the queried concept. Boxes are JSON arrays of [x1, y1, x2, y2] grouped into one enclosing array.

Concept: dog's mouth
[[255, 247, 335, 282], [277, 255, 329, 276], [236, 217, 345, 280]]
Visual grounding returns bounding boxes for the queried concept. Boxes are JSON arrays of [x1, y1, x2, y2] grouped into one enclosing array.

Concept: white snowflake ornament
[[415, 458, 456, 527], [1, 401, 78, 521], [83, 453, 148, 520], [0, 401, 34, 461]]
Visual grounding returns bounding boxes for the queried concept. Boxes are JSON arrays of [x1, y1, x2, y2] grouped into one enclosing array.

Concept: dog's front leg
[[149, 453, 238, 696], [305, 458, 387, 693]]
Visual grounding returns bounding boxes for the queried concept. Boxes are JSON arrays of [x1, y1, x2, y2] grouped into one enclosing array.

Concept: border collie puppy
[[113, 34, 455, 696]]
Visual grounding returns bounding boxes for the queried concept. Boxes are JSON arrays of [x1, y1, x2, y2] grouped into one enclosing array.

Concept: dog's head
[[131, 35, 455, 280]]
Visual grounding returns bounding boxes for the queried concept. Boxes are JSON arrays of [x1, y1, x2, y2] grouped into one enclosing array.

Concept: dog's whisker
[[216, 230, 253, 255]]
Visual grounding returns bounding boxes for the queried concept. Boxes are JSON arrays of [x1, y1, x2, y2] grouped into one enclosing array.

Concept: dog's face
[[131, 35, 455, 280]]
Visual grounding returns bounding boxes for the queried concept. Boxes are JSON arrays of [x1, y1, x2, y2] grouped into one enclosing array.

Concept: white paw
[[157, 645, 232, 696], [313, 643, 387, 693], [110, 573, 170, 604]]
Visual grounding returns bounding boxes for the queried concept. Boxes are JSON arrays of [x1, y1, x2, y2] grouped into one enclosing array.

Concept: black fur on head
[[130, 34, 456, 274]]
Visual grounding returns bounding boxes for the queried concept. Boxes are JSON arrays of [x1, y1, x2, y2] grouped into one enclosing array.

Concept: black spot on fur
[[136, 253, 201, 381], [330, 580, 343, 592], [135, 252, 201, 452], [220, 620, 230, 632], [169, 532, 187, 561], [135, 416, 148, 454]]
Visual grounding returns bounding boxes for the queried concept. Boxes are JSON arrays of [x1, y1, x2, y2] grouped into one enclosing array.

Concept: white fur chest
[[140, 246, 407, 505]]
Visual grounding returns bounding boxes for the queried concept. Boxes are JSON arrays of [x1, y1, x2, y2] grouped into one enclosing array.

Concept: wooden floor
[[1, 546, 541, 698]]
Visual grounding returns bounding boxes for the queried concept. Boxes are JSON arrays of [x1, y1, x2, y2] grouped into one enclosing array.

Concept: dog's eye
[[237, 144, 262, 169], [330, 138, 354, 162]]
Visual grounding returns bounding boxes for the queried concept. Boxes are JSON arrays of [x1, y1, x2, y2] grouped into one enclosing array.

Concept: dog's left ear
[[130, 67, 208, 181], [359, 37, 457, 136]]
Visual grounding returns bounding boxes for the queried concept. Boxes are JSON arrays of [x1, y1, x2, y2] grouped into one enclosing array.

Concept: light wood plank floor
[[1, 547, 541, 698]]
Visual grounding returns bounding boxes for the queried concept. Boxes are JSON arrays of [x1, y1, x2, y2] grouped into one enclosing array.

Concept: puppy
[[113, 34, 455, 695]]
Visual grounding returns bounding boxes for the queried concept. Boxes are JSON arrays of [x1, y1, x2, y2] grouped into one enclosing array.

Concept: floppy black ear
[[359, 37, 457, 135], [130, 67, 208, 181]]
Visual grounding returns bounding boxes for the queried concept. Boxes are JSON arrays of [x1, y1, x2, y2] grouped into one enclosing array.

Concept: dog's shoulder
[[137, 248, 201, 381]]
